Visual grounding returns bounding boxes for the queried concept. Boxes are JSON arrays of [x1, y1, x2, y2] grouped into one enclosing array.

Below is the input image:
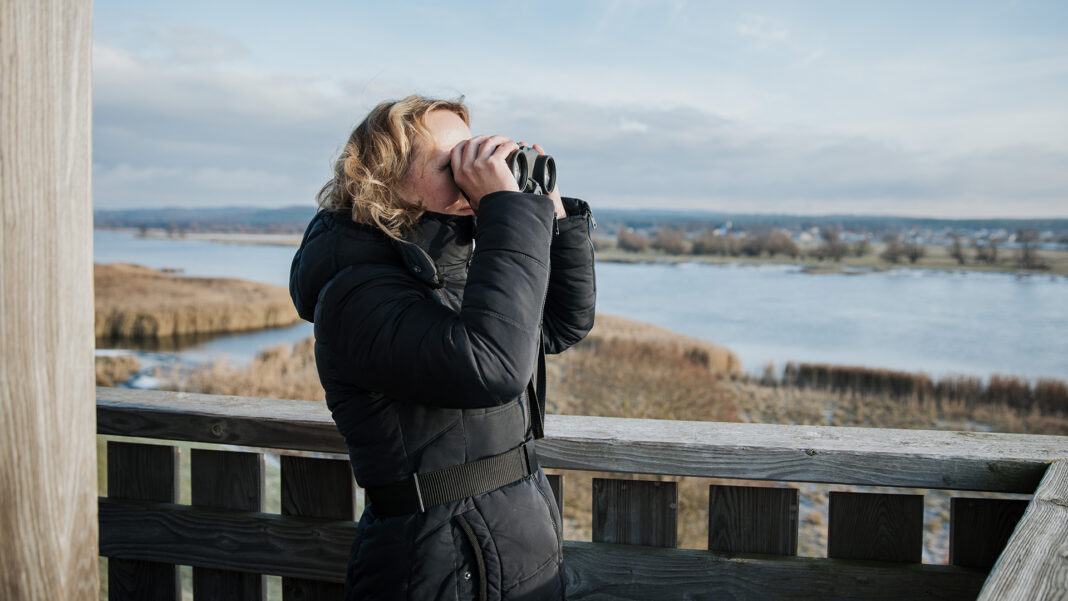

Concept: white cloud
[[619, 118, 650, 133], [737, 14, 790, 46]]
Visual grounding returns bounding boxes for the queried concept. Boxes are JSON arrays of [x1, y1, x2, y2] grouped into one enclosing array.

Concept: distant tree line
[[602, 226, 1051, 270], [606, 226, 865, 262]]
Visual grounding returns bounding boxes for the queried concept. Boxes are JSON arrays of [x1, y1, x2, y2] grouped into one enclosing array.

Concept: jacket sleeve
[[315, 191, 555, 409], [542, 196, 596, 354]]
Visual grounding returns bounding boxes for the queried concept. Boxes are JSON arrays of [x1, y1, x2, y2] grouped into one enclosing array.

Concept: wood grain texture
[[280, 456, 353, 600], [190, 449, 265, 601], [978, 461, 1068, 601], [708, 485, 798, 555], [106, 443, 180, 601], [828, 492, 924, 563], [1, 1, 96, 599], [593, 478, 677, 548], [97, 387, 1068, 492], [97, 388, 347, 453], [562, 541, 986, 601], [98, 499, 354, 582], [107, 442, 180, 502], [949, 497, 1029, 570]]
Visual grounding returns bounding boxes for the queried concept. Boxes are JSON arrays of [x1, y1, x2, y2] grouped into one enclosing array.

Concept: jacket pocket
[[454, 514, 488, 601]]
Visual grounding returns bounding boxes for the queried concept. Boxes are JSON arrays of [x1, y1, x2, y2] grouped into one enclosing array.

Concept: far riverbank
[[112, 227, 1068, 277]]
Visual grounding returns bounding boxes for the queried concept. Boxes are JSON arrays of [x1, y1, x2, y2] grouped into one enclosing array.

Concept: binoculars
[[506, 145, 556, 195]]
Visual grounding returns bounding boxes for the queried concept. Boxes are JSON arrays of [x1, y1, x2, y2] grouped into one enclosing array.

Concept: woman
[[289, 95, 596, 600]]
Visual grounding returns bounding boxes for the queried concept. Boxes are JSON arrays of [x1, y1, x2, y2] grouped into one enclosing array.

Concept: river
[[94, 229, 1068, 382]]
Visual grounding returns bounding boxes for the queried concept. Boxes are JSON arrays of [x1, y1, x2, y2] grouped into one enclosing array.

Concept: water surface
[[95, 229, 1068, 381]]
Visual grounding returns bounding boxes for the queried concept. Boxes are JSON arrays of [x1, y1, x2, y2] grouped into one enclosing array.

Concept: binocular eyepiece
[[506, 145, 556, 195]]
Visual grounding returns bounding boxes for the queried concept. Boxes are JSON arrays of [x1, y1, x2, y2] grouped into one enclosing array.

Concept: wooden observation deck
[[97, 387, 1068, 600]]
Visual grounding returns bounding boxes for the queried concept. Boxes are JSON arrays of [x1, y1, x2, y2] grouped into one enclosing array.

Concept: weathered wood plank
[[98, 500, 987, 601], [978, 461, 1068, 600], [950, 497, 1029, 570], [593, 478, 677, 547], [97, 387, 346, 453], [106, 442, 180, 601], [280, 456, 353, 600], [99, 499, 354, 582], [562, 541, 986, 601], [97, 387, 1068, 492], [828, 492, 924, 563], [1, 2, 96, 599], [539, 414, 1063, 493], [191, 449, 265, 601], [708, 485, 798, 555]]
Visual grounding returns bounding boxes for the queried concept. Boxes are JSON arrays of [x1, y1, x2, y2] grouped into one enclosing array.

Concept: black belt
[[366, 440, 539, 517]]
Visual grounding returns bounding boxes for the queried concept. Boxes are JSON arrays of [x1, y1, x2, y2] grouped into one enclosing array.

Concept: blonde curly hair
[[317, 95, 470, 239]]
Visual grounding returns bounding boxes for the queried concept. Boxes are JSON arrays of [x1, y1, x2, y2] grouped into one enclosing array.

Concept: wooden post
[[106, 442, 181, 600], [708, 485, 799, 555], [978, 461, 1068, 600], [191, 449, 266, 601], [280, 455, 355, 600], [0, 0, 96, 600], [828, 492, 924, 563], [592, 478, 677, 548]]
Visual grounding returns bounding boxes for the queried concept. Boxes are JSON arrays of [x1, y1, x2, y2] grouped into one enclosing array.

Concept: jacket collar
[[393, 212, 474, 289]]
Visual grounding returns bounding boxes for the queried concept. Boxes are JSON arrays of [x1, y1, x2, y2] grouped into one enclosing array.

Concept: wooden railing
[[97, 387, 1068, 600]]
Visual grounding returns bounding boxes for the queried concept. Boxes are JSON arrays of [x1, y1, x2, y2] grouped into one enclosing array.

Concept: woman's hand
[[450, 135, 520, 211], [522, 142, 566, 219]]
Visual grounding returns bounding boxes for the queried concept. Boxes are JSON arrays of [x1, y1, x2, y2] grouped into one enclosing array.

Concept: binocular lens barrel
[[533, 154, 556, 195], [506, 145, 556, 195], [510, 151, 529, 189]]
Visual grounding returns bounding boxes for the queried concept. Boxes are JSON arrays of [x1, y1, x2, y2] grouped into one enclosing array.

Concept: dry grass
[[94, 355, 140, 386], [168, 337, 323, 402], [547, 314, 742, 421], [95, 263, 300, 342]]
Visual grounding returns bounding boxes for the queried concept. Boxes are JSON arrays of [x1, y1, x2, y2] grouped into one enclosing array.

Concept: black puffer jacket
[[289, 191, 596, 601]]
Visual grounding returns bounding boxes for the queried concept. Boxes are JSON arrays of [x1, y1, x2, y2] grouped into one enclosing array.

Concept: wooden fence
[[97, 387, 1068, 600]]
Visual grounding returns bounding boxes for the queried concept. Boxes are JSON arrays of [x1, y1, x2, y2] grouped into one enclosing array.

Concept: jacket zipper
[[534, 480, 561, 552]]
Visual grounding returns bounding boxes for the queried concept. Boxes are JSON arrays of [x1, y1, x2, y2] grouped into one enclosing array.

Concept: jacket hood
[[289, 210, 474, 322]]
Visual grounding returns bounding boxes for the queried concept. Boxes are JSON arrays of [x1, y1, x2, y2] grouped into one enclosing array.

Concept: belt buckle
[[522, 441, 538, 476], [411, 472, 426, 513]]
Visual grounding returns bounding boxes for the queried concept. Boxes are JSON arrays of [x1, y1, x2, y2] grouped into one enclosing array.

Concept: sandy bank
[[95, 263, 301, 341]]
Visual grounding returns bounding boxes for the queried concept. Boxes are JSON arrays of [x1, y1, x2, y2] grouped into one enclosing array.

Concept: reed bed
[[94, 355, 140, 387], [784, 362, 1068, 415], [95, 263, 300, 342]]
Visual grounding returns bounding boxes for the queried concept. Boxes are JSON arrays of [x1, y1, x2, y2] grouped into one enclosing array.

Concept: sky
[[92, 1, 1068, 217]]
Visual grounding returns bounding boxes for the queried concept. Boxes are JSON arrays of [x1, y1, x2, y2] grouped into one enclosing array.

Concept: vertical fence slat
[[708, 485, 799, 555], [546, 473, 564, 515], [107, 441, 181, 601], [191, 449, 265, 601], [280, 456, 354, 600], [950, 497, 1029, 569], [828, 492, 924, 563], [592, 478, 677, 548]]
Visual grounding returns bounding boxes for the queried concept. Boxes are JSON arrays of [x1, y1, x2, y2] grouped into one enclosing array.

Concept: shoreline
[[99, 227, 1068, 277]]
